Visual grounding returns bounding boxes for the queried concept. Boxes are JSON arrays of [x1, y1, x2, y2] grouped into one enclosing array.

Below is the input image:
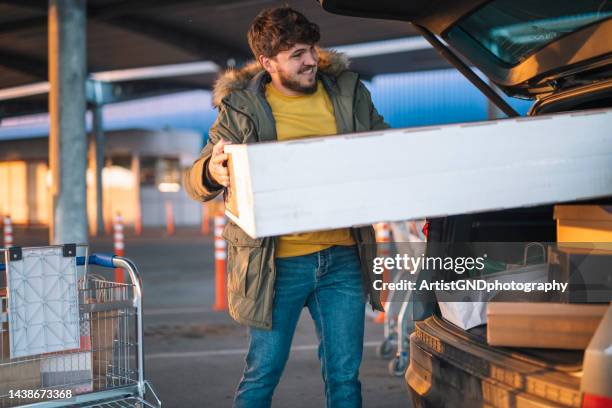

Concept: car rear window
[[448, 0, 612, 65]]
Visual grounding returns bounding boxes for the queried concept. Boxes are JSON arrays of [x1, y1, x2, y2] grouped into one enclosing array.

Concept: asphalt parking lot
[[12, 226, 410, 408]]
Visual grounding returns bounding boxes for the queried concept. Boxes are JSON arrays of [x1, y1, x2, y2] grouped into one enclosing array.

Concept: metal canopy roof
[[0, 0, 449, 118]]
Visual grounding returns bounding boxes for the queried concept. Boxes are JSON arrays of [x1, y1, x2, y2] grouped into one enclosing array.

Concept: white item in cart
[[40, 351, 93, 394], [224, 108, 612, 238], [6, 246, 80, 358], [39, 315, 93, 394]]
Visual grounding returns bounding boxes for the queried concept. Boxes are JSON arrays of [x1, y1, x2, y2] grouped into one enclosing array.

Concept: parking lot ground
[[11, 226, 410, 408]]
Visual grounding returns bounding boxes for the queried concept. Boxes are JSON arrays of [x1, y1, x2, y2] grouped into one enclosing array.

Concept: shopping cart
[[0, 244, 161, 408]]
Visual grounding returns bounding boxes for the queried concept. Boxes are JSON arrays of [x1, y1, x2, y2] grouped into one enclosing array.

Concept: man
[[184, 7, 388, 407]]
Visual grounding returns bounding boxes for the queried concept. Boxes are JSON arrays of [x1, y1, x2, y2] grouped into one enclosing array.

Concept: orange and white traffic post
[[201, 204, 210, 235], [134, 206, 143, 236], [113, 213, 125, 283], [213, 215, 228, 311], [165, 201, 175, 236], [373, 222, 391, 324], [3, 215, 13, 248]]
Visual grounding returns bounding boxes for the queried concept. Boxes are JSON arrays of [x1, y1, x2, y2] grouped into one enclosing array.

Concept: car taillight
[[583, 393, 612, 408], [422, 221, 429, 238]]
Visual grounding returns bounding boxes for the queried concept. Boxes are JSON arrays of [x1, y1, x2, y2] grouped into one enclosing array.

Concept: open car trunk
[[320, 1, 612, 404], [321, 0, 612, 99]]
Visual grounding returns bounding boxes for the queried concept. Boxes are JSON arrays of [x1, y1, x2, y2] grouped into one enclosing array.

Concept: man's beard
[[278, 66, 318, 94]]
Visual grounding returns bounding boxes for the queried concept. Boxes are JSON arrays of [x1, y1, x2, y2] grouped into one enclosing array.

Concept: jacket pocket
[[223, 222, 264, 300]]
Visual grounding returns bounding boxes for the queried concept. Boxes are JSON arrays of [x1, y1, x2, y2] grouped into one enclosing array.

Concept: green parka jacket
[[184, 50, 389, 330]]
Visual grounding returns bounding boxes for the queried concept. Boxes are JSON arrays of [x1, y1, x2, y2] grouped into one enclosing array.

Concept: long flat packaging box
[[224, 108, 612, 238], [486, 302, 609, 349]]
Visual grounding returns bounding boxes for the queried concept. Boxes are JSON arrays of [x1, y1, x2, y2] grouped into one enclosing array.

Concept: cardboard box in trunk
[[554, 205, 612, 244], [486, 302, 608, 349], [223, 109, 612, 238], [548, 245, 612, 303]]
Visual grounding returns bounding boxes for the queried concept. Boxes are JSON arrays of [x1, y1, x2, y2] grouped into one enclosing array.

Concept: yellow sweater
[[266, 80, 355, 258]]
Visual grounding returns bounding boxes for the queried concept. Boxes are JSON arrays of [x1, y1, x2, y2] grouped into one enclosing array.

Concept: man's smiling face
[[261, 43, 319, 95]]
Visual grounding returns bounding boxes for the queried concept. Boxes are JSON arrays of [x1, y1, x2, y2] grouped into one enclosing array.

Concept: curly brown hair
[[247, 6, 320, 59]]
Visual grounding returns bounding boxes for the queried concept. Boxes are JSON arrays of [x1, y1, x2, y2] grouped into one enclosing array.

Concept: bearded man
[[185, 6, 388, 407]]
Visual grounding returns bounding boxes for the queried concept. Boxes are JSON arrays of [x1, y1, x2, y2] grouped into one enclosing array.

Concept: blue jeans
[[234, 245, 366, 408]]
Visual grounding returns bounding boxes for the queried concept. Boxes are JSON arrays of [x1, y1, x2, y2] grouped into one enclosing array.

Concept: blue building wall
[[370, 68, 532, 129]]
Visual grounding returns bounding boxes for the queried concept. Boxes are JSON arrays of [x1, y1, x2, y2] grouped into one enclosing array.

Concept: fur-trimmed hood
[[212, 49, 350, 107]]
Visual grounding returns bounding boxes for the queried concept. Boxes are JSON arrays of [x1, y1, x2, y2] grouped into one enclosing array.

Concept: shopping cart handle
[[3, 253, 116, 270], [88, 253, 117, 268]]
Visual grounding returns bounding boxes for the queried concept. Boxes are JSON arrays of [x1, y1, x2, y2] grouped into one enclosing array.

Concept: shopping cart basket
[[0, 244, 161, 408]]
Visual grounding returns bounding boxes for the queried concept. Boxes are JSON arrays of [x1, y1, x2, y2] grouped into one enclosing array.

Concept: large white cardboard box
[[224, 109, 612, 238]]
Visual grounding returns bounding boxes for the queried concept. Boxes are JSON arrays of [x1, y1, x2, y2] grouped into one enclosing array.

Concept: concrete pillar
[[48, 0, 88, 244], [92, 104, 105, 236]]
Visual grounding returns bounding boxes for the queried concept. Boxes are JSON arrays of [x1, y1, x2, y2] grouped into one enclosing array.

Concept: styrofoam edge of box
[[243, 150, 255, 224], [224, 145, 258, 238]]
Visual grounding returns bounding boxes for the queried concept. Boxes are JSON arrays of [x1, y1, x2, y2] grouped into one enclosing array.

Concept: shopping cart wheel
[[376, 338, 396, 360], [388, 353, 408, 377]]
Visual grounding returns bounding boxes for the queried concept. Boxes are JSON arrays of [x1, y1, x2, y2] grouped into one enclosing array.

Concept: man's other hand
[[208, 139, 231, 187]]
